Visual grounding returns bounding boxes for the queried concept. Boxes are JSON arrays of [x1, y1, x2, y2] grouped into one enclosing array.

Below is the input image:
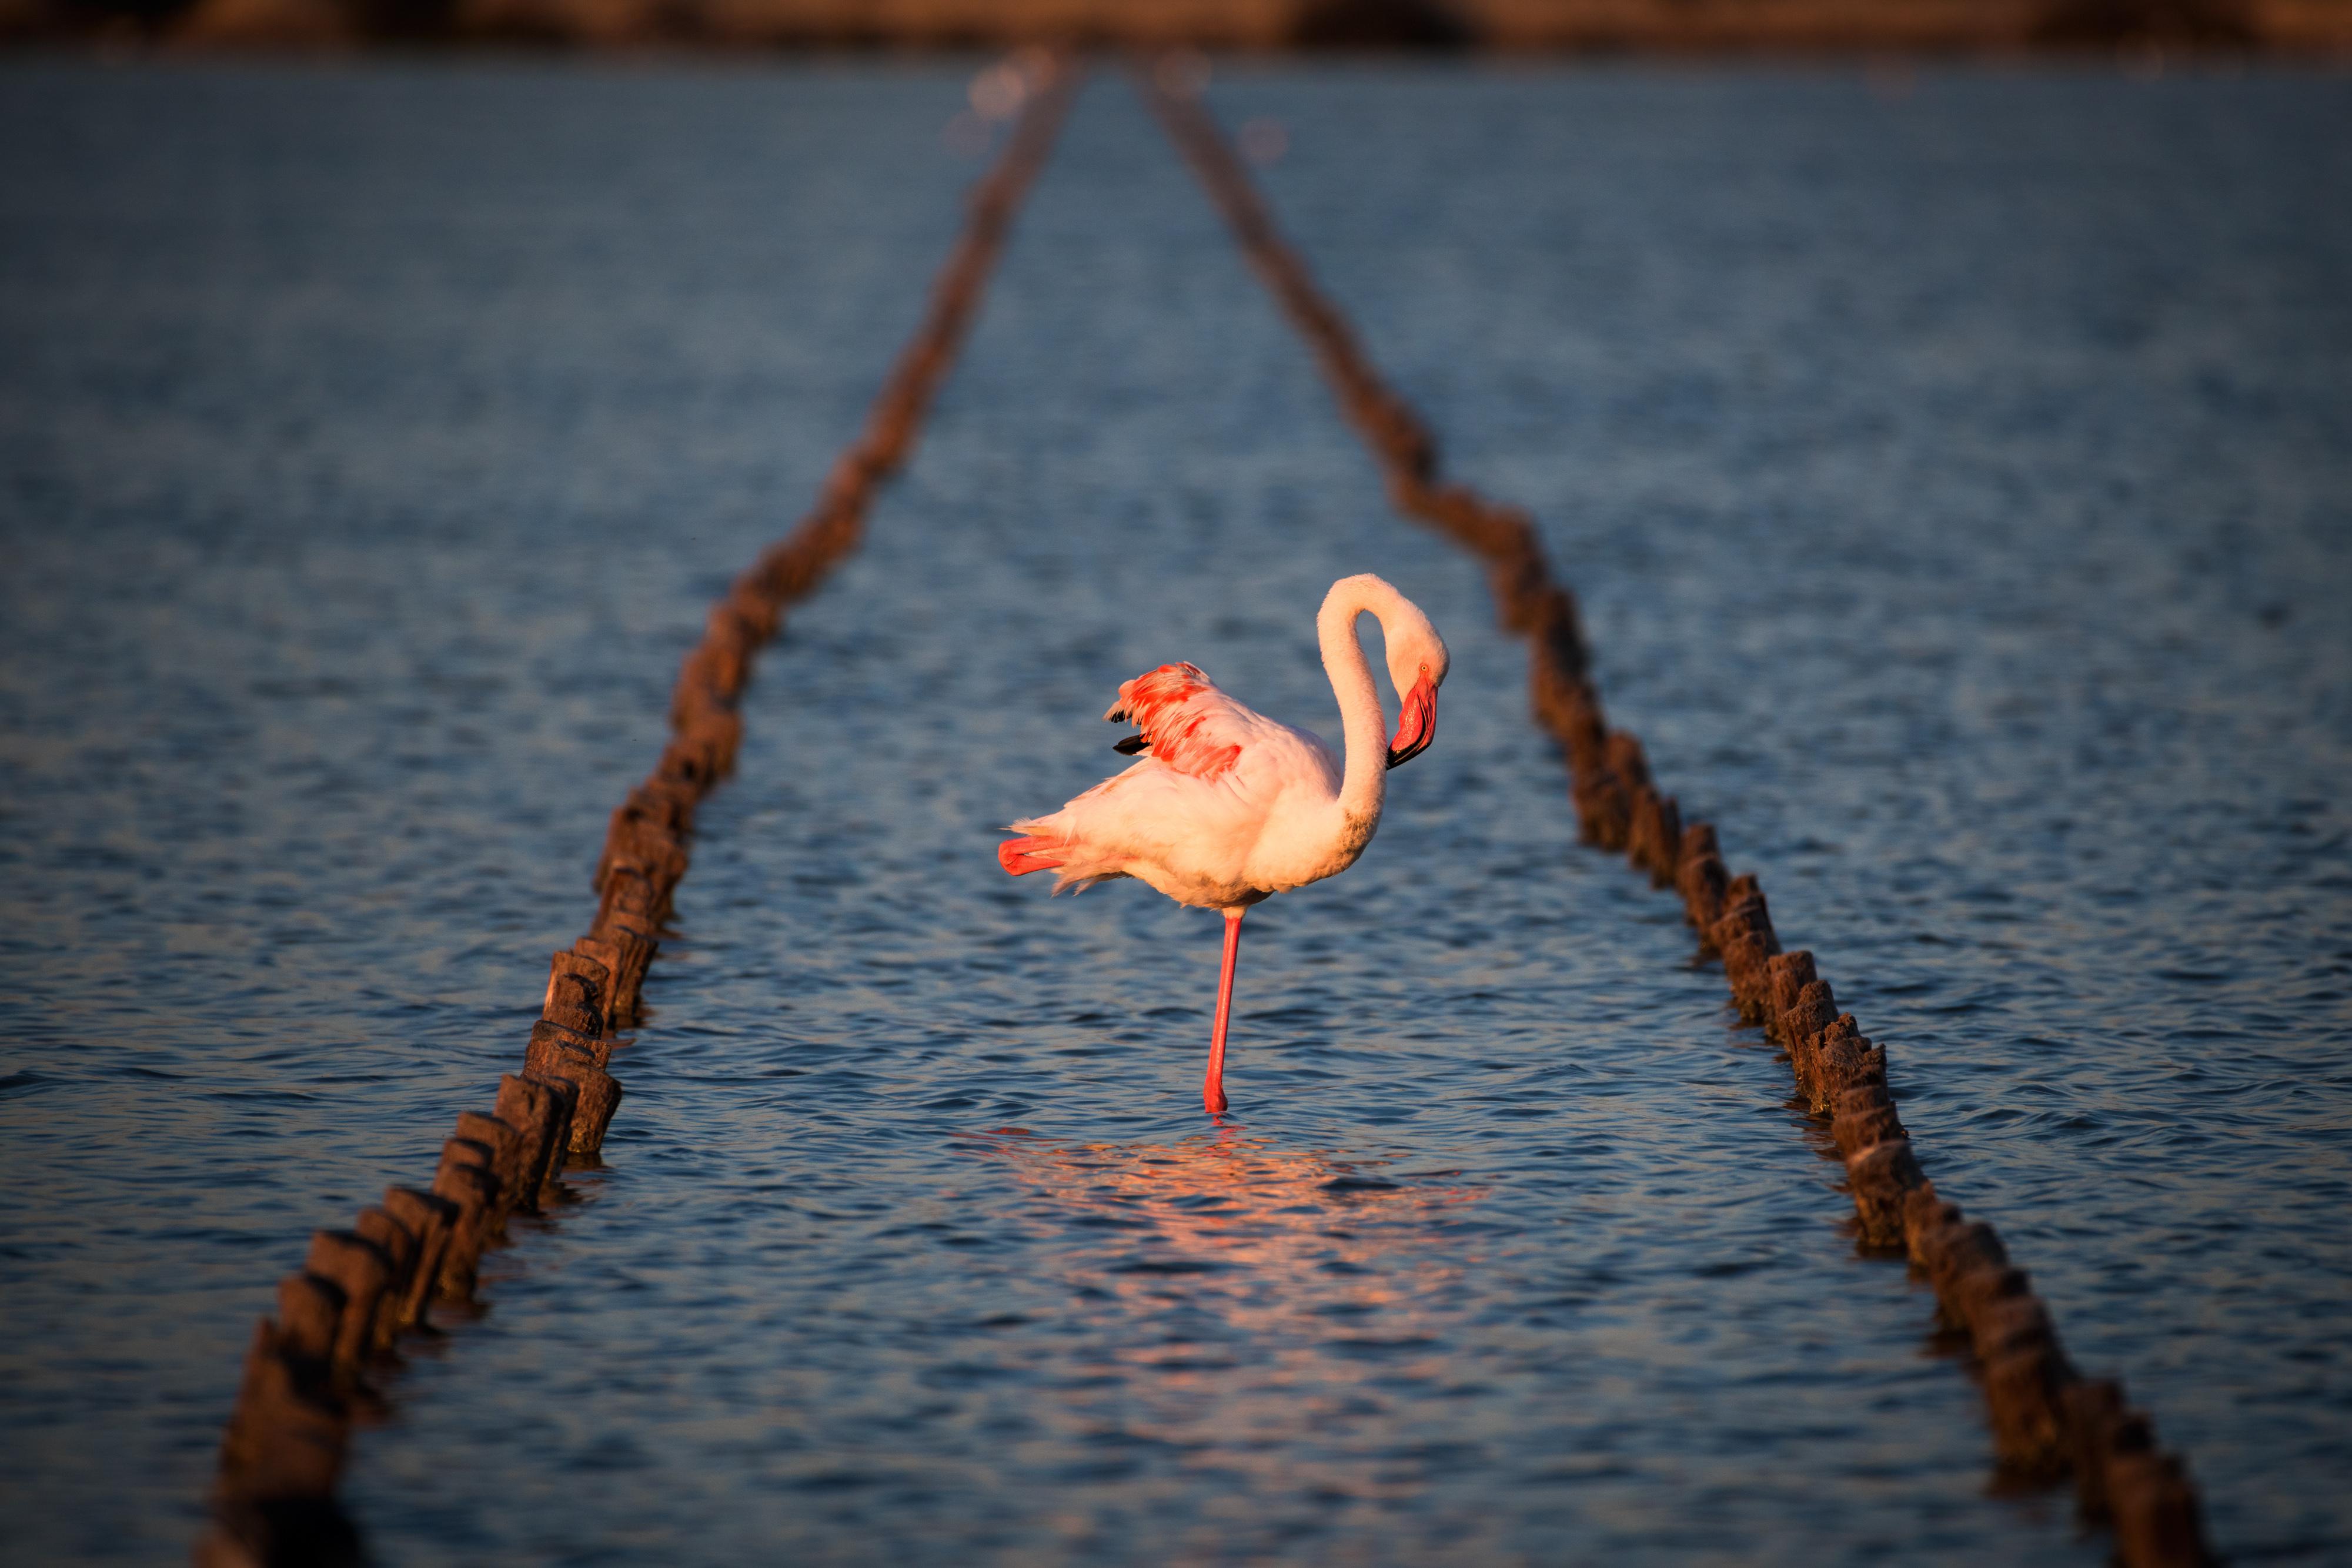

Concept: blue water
[[1, 58, 2348, 1565]]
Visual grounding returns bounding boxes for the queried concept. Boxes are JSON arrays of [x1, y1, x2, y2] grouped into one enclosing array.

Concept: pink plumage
[[1111, 663, 1245, 779], [1001, 574, 1450, 1115]]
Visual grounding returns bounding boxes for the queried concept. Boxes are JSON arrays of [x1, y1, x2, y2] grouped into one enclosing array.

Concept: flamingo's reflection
[[964, 1126, 1485, 1389]]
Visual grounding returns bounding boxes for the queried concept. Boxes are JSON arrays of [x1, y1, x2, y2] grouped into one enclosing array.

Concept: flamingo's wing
[[1005, 664, 1338, 903], [1103, 663, 1254, 781]]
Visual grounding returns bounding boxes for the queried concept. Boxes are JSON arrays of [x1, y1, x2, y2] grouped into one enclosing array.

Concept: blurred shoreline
[[8, 0, 2349, 58]]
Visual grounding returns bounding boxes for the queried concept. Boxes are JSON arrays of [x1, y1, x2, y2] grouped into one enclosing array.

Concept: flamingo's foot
[[998, 835, 1065, 877], [1204, 1079, 1228, 1116]]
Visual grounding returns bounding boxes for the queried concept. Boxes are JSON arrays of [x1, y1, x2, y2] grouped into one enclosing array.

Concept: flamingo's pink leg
[[1205, 907, 1245, 1115]]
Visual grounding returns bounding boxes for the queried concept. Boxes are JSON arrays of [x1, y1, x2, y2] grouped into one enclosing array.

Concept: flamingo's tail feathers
[[1001, 822, 1128, 894], [998, 835, 1065, 877]]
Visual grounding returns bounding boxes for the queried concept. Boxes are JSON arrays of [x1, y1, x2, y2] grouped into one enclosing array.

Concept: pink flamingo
[[1000, 573, 1451, 1114]]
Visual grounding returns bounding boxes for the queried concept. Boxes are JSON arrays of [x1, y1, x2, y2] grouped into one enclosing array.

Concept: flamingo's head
[[1383, 604, 1449, 770]]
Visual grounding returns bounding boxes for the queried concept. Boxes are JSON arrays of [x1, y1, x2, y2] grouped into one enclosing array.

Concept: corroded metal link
[[199, 62, 1081, 1564], [1138, 60, 2213, 1567]]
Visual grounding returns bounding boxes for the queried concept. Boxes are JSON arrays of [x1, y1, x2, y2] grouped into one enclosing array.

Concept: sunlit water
[[2, 59, 2348, 1566]]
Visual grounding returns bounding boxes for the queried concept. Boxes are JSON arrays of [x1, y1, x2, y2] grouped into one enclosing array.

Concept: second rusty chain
[[1137, 58, 2213, 1568], [201, 59, 1081, 1568]]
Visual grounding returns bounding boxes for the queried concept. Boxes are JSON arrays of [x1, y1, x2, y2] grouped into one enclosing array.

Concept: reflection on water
[[975, 1129, 1482, 1371], [1, 59, 2348, 1568]]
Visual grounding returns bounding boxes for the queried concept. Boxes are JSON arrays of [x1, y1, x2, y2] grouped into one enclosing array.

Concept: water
[[1, 58, 2348, 1566]]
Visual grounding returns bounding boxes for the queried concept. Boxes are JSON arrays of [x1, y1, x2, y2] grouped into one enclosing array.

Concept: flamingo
[[998, 573, 1450, 1115]]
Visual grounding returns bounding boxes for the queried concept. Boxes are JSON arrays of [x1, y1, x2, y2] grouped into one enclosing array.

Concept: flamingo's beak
[[1385, 674, 1438, 769]]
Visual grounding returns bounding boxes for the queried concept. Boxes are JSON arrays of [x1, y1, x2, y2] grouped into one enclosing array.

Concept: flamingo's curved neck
[[1317, 578, 1398, 835]]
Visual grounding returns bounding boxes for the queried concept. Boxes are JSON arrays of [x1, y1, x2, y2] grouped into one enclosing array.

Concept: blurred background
[[5, 0, 2349, 55]]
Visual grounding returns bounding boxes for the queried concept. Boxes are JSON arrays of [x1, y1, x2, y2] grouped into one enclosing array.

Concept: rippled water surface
[[2, 59, 2349, 1566]]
